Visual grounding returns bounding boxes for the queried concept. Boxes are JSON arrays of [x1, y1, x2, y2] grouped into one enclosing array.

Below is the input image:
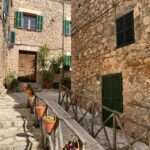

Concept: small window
[[15, 11, 43, 32], [23, 14, 36, 31], [116, 11, 135, 48]]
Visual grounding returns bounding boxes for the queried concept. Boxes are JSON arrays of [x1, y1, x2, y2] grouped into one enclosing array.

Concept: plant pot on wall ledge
[[43, 116, 57, 134], [35, 102, 46, 119]]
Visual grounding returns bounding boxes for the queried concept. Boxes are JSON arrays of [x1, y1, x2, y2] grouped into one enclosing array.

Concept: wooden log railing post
[[48, 135, 54, 150], [75, 98, 78, 121], [113, 114, 117, 150], [58, 85, 61, 105], [91, 104, 96, 137], [115, 115, 133, 150], [55, 127, 59, 150], [58, 120, 64, 149], [148, 130, 150, 150], [94, 113, 114, 138]]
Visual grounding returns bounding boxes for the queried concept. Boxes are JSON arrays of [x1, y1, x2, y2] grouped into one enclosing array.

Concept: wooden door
[[102, 73, 123, 127], [18, 51, 37, 82]]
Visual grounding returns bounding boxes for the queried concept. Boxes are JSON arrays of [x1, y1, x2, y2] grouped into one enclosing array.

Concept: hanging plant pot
[[26, 88, 34, 97], [20, 83, 28, 92], [35, 102, 46, 119], [43, 116, 57, 134]]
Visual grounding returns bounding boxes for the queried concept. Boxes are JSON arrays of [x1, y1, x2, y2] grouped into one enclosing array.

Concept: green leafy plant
[[38, 44, 49, 72], [5, 73, 20, 91], [10, 79, 20, 92], [50, 56, 63, 74]]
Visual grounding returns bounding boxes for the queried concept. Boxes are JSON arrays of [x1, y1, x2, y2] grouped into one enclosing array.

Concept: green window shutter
[[36, 15, 43, 32], [15, 11, 23, 28], [4, 0, 9, 15], [64, 20, 67, 35], [9, 31, 15, 44], [64, 55, 71, 66], [64, 20, 71, 36], [3, 0, 9, 22], [69, 56, 71, 66]]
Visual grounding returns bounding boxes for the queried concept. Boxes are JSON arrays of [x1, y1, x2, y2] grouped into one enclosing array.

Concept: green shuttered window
[[64, 55, 71, 66], [3, 0, 9, 22], [9, 31, 15, 44], [4, 0, 9, 14], [36, 15, 43, 32], [15, 11, 43, 32], [64, 20, 71, 36], [15, 11, 23, 28]]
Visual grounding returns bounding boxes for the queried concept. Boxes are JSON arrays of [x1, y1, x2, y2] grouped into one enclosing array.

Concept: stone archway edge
[[36, 93, 105, 150]]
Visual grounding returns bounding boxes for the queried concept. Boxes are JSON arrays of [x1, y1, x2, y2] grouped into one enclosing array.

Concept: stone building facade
[[72, 0, 150, 135], [0, 0, 7, 94], [2, 0, 71, 83]]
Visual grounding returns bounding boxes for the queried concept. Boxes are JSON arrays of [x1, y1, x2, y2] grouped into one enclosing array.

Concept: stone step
[[0, 94, 43, 150], [0, 140, 42, 150], [0, 109, 34, 122], [0, 119, 34, 129], [0, 127, 41, 149]]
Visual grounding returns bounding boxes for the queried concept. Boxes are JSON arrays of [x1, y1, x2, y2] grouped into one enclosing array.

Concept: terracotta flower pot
[[20, 83, 28, 92], [35, 103, 46, 119], [43, 116, 57, 134], [26, 88, 33, 97]]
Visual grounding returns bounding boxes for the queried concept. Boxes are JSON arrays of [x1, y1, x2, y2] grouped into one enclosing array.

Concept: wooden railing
[[23, 85, 104, 150], [58, 85, 150, 150]]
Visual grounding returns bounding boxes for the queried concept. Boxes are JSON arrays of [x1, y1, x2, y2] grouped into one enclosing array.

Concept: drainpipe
[[58, 0, 65, 104], [61, 0, 65, 81]]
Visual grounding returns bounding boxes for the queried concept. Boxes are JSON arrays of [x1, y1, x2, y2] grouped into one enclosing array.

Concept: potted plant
[[25, 85, 34, 97], [42, 71, 54, 89], [20, 83, 28, 92], [50, 56, 63, 74], [38, 44, 49, 87], [35, 102, 46, 119], [4, 72, 20, 92], [24, 85, 35, 108], [43, 116, 57, 134]]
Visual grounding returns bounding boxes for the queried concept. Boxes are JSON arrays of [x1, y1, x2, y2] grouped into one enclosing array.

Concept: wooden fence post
[[113, 114, 117, 150]]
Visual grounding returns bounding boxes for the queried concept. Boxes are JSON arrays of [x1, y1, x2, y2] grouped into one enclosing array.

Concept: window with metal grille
[[116, 11, 135, 48]]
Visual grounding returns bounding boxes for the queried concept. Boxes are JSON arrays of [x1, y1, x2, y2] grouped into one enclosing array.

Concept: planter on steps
[[43, 116, 57, 134], [35, 102, 46, 119], [20, 83, 28, 92]]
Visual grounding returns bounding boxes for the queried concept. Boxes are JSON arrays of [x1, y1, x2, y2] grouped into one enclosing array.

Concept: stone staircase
[[0, 94, 42, 150]]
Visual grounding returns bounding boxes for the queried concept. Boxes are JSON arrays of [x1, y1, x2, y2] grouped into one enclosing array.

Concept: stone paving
[[0, 93, 42, 150]]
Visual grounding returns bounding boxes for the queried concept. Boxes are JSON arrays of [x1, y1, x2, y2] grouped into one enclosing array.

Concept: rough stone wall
[[72, 0, 150, 136], [0, 0, 7, 93], [7, 0, 71, 76], [0, 19, 5, 92]]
